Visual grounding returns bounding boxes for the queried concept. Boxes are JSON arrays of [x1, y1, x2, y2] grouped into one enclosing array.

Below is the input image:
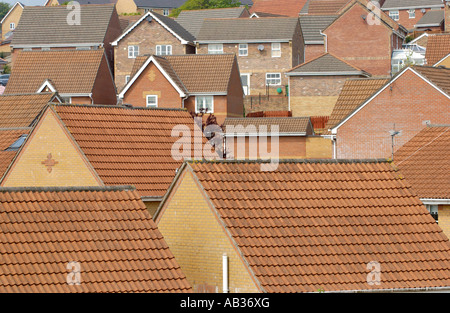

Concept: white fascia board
[[224, 132, 307, 137], [434, 53, 450, 66], [286, 71, 368, 77], [305, 41, 325, 45], [118, 56, 186, 99], [331, 67, 450, 134], [195, 39, 290, 44], [60, 93, 92, 98], [1, 2, 24, 25], [37, 80, 57, 93], [11, 43, 101, 48], [421, 198, 450, 205], [381, 4, 443, 10], [190, 92, 227, 96], [111, 12, 152, 46]]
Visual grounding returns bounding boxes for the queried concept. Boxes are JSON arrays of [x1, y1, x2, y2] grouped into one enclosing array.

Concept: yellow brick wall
[[144, 200, 160, 218], [116, 0, 138, 15], [45, 0, 59, 6], [438, 205, 450, 240], [2, 4, 23, 41], [435, 55, 450, 68], [157, 170, 260, 293], [290, 96, 338, 117], [306, 136, 333, 159], [2, 109, 101, 187]]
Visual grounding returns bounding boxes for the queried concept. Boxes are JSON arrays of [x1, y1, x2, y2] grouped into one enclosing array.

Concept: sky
[[1, 0, 47, 5]]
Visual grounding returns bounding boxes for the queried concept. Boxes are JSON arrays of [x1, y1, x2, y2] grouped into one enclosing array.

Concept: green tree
[[0, 2, 11, 21], [170, 0, 241, 17]]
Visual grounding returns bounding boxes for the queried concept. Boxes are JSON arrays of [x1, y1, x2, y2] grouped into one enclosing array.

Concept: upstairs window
[[408, 9, 415, 19], [208, 44, 223, 54], [426, 205, 439, 223], [266, 73, 281, 85], [389, 10, 399, 21], [128, 45, 139, 58], [146, 95, 158, 108], [163, 9, 170, 16], [239, 44, 248, 56], [156, 45, 172, 55], [271, 42, 281, 57], [196, 96, 214, 113], [10, 23, 15, 30]]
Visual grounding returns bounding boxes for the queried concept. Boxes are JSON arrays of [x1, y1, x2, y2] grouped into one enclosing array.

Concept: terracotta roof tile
[[0, 128, 29, 178], [53, 104, 210, 198], [0, 93, 57, 128], [394, 125, 450, 199], [325, 78, 389, 131], [4, 50, 105, 95], [250, 0, 309, 17], [412, 65, 450, 96], [223, 117, 313, 135], [0, 186, 192, 293], [186, 159, 450, 292], [306, 0, 350, 14], [425, 34, 450, 66]]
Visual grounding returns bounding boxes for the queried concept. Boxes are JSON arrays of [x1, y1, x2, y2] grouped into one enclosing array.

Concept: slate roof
[[11, 4, 116, 47], [382, 0, 444, 10], [305, 0, 350, 14], [52, 104, 209, 198], [249, 0, 309, 17], [0, 93, 58, 128], [4, 49, 106, 95], [196, 17, 300, 42], [125, 54, 236, 95], [424, 34, 450, 65], [177, 159, 450, 293], [287, 53, 370, 76], [299, 14, 338, 43], [415, 9, 444, 27], [325, 78, 389, 131], [0, 128, 30, 179], [176, 7, 249, 38], [0, 185, 192, 293], [394, 125, 450, 200], [223, 117, 313, 135]]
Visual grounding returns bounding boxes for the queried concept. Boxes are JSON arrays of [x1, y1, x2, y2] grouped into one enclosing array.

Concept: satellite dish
[[258, 45, 264, 51]]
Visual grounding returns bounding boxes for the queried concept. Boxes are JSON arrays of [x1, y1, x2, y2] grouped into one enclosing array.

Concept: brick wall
[[227, 136, 307, 159], [2, 4, 23, 41], [446, 2, 450, 32], [114, 17, 193, 91], [438, 205, 450, 240], [306, 136, 333, 159], [325, 3, 398, 76], [116, 0, 138, 14], [244, 95, 289, 115], [335, 69, 450, 159], [156, 170, 260, 293], [385, 8, 441, 31], [2, 109, 101, 188], [103, 7, 123, 71], [92, 54, 118, 105], [305, 44, 326, 63]]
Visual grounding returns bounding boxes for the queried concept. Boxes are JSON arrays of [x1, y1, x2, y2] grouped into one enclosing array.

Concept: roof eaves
[[0, 2, 24, 25]]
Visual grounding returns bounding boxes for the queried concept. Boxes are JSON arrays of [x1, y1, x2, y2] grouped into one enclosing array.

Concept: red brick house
[[381, 0, 444, 31], [118, 54, 244, 124], [4, 49, 117, 105], [111, 11, 196, 91], [330, 66, 450, 159], [322, 0, 407, 77]]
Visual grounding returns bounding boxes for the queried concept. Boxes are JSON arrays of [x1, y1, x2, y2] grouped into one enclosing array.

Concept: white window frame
[[271, 42, 281, 58], [128, 45, 139, 58], [389, 10, 399, 21], [156, 45, 172, 55], [240, 73, 250, 95], [125, 75, 130, 84], [10, 23, 15, 30], [163, 9, 170, 16], [146, 95, 158, 108], [208, 44, 223, 54], [195, 96, 214, 113], [408, 9, 415, 19], [238, 43, 248, 56], [266, 73, 281, 86]]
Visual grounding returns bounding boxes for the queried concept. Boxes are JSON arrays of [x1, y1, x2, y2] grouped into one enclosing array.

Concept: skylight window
[[5, 134, 27, 151]]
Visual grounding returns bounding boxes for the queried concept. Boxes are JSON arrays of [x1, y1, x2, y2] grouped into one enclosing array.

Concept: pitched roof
[[113, 11, 195, 45], [4, 49, 107, 95], [134, 0, 186, 8], [299, 14, 338, 43], [122, 54, 236, 96], [425, 33, 450, 66], [0, 93, 58, 128], [196, 17, 300, 42], [0, 128, 30, 179], [287, 53, 370, 76], [170, 159, 450, 293], [249, 0, 309, 17], [0, 185, 192, 293], [412, 65, 450, 96], [11, 4, 117, 47], [415, 9, 444, 27], [325, 78, 389, 131], [382, 0, 444, 10], [305, 0, 350, 14], [223, 117, 313, 135], [394, 125, 450, 200], [52, 104, 210, 198], [176, 7, 249, 38]]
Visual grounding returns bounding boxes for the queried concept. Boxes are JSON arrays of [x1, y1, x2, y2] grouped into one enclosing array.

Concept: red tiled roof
[[394, 125, 450, 199], [250, 0, 309, 17], [307, 0, 350, 14], [182, 159, 450, 293], [425, 34, 450, 66], [52, 104, 210, 198], [0, 128, 29, 178], [0, 186, 192, 293]]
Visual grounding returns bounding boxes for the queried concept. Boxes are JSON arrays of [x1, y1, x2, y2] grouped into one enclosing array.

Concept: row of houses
[[0, 0, 449, 293]]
